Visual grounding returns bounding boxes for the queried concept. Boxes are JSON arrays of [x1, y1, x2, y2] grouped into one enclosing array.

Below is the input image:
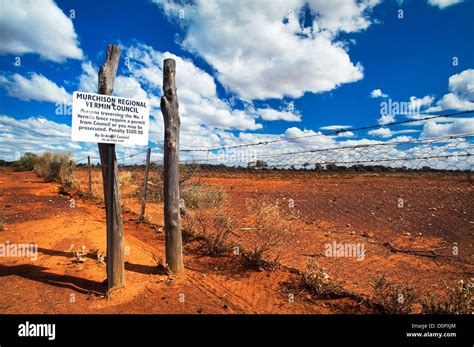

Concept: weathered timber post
[[97, 45, 125, 290], [139, 147, 152, 221], [87, 155, 92, 197], [161, 59, 184, 275]]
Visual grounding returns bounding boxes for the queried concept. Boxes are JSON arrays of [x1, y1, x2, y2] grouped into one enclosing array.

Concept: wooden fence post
[[161, 58, 184, 275], [87, 155, 92, 197], [139, 147, 152, 221], [97, 45, 125, 290]]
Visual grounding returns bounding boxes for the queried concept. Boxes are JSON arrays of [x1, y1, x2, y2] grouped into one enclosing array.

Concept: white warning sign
[[71, 91, 149, 145]]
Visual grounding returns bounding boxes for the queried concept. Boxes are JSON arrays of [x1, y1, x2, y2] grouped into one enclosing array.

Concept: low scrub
[[300, 258, 349, 297], [119, 171, 134, 184], [199, 211, 238, 256], [370, 274, 418, 314], [13, 152, 40, 171], [34, 152, 75, 184], [134, 172, 164, 202], [241, 201, 289, 270], [421, 279, 472, 314], [181, 183, 225, 210]]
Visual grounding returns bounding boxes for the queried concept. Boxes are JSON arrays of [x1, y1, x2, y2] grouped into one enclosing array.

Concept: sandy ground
[[0, 168, 328, 314], [0, 167, 472, 313]]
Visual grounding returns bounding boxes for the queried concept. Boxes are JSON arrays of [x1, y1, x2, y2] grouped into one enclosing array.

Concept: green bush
[[34, 152, 75, 183], [181, 184, 225, 209], [13, 152, 40, 171]]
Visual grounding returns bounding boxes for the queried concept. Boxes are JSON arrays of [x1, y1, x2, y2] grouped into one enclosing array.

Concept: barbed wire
[[180, 110, 474, 152], [263, 153, 471, 169], [182, 133, 473, 164], [74, 149, 149, 164]]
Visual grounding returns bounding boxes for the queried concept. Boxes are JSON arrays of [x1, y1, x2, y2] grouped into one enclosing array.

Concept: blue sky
[[0, 0, 473, 163]]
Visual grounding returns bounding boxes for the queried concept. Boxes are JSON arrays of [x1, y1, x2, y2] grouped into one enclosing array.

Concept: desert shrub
[[13, 152, 40, 171], [300, 258, 349, 297], [421, 279, 472, 314], [200, 211, 238, 256], [183, 208, 209, 239], [119, 171, 134, 184], [34, 152, 75, 184], [370, 274, 418, 314], [181, 183, 225, 209], [59, 176, 83, 196], [134, 172, 164, 202], [242, 201, 289, 269]]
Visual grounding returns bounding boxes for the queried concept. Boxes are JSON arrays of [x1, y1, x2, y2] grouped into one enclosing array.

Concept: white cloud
[[420, 118, 474, 138], [370, 89, 388, 98], [320, 125, 353, 131], [284, 127, 335, 148], [306, 0, 381, 33], [378, 114, 396, 125], [336, 131, 355, 138], [0, 0, 83, 62], [78, 61, 160, 108], [388, 135, 414, 142], [124, 43, 262, 131], [426, 69, 474, 112], [256, 107, 301, 122], [449, 69, 474, 99], [1, 113, 470, 172], [0, 73, 70, 103], [0, 114, 155, 163], [0, 115, 78, 160], [78, 62, 98, 94], [408, 95, 434, 111], [154, 0, 379, 100], [427, 0, 464, 9], [368, 127, 393, 138]]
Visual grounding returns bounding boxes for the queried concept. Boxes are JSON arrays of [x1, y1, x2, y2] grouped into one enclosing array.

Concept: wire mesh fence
[[71, 129, 473, 271]]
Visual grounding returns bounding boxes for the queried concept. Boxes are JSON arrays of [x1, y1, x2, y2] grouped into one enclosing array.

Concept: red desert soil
[[0, 167, 472, 313], [0, 168, 328, 314]]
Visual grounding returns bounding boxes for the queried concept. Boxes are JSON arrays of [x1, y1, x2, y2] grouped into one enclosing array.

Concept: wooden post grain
[[139, 147, 152, 221], [97, 45, 125, 290], [161, 59, 184, 275], [87, 155, 92, 197]]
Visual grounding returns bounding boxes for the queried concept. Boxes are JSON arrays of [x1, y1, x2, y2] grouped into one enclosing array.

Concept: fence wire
[[72, 133, 473, 232]]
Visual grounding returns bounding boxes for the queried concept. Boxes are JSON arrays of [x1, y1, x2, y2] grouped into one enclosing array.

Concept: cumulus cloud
[[378, 114, 396, 125], [0, 114, 155, 163], [256, 107, 301, 122], [368, 127, 393, 138], [370, 89, 388, 98], [408, 95, 434, 112], [284, 127, 335, 149], [427, 69, 474, 112], [0, 115, 78, 160], [0, 0, 83, 62], [0, 73, 70, 103], [123, 43, 262, 131], [427, 0, 464, 9], [78, 60, 160, 107], [320, 125, 353, 131], [420, 118, 474, 138], [154, 0, 379, 100]]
